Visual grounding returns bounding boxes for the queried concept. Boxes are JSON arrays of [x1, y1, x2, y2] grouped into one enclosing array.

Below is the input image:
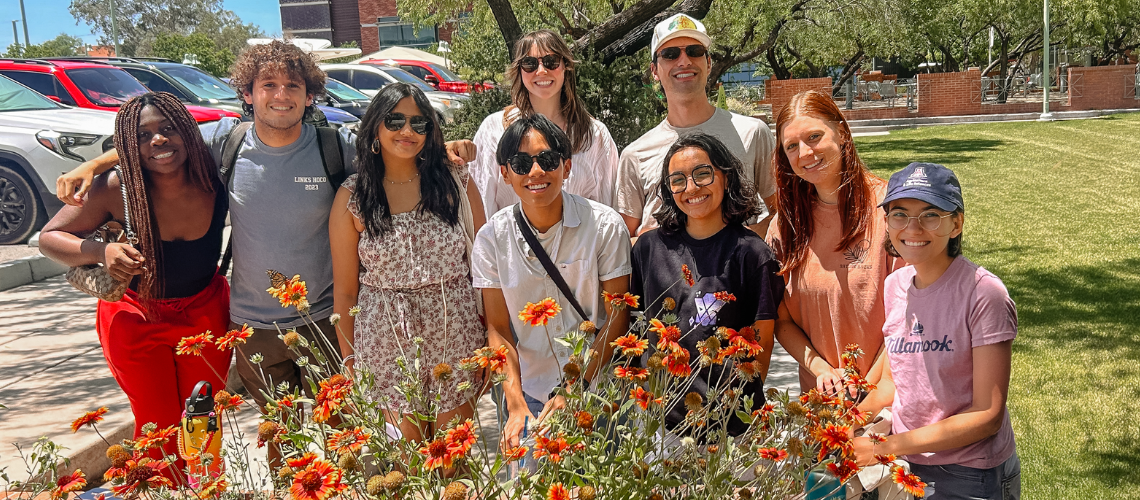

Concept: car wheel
[[0, 164, 45, 245]]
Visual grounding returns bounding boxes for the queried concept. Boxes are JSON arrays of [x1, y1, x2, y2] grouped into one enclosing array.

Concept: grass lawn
[[853, 112, 1140, 499]]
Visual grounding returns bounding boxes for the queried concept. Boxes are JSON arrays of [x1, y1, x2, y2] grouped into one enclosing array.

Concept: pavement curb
[[0, 256, 67, 293]]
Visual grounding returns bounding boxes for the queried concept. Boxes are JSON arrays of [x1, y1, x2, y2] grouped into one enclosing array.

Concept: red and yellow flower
[[461, 345, 510, 374], [826, 459, 859, 483], [290, 459, 347, 500], [502, 446, 528, 461], [631, 387, 663, 410], [419, 438, 455, 470], [133, 425, 178, 450], [110, 457, 173, 497], [445, 420, 477, 458], [532, 434, 576, 463], [891, 466, 927, 497], [712, 291, 737, 303], [328, 427, 371, 456], [681, 264, 695, 286], [52, 470, 86, 499], [547, 482, 570, 500], [757, 448, 789, 461], [287, 452, 319, 469], [724, 326, 764, 358], [875, 454, 898, 466], [611, 334, 649, 357], [649, 319, 682, 352], [313, 374, 352, 423], [518, 298, 561, 326], [176, 332, 214, 357], [215, 324, 253, 349], [268, 274, 308, 309], [603, 291, 640, 309], [814, 423, 854, 461], [70, 407, 108, 433], [664, 348, 692, 377], [614, 366, 649, 381]]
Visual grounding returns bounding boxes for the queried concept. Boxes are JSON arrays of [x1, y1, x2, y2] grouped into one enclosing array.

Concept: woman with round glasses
[[630, 132, 784, 438], [329, 83, 487, 443], [766, 90, 905, 396], [851, 162, 1020, 499], [469, 29, 620, 220]]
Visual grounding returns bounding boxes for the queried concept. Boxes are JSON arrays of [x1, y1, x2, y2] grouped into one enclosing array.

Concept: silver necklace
[[384, 173, 420, 185]]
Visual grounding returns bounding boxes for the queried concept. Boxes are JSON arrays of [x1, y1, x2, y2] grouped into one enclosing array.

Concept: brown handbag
[[65, 167, 138, 302]]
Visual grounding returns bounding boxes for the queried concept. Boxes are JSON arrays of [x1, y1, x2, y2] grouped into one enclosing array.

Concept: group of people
[[42, 14, 1019, 499]]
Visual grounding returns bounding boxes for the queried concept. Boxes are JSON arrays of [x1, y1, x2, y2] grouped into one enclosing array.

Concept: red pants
[[97, 273, 233, 471]]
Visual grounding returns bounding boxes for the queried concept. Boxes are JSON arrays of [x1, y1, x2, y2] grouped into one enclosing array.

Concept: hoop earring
[[371, 138, 381, 155]]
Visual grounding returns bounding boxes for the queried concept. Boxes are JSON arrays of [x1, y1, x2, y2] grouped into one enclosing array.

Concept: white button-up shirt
[[472, 192, 632, 401]]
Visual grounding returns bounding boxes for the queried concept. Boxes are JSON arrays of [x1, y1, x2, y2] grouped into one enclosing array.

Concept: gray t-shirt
[[200, 118, 356, 328]]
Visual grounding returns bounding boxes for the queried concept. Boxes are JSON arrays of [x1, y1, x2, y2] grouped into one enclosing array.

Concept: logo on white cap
[[904, 166, 931, 187]]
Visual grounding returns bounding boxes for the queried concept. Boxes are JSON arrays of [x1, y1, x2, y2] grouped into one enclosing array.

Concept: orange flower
[[630, 387, 663, 410], [268, 273, 308, 309], [614, 366, 649, 381], [875, 454, 898, 466], [287, 452, 319, 469], [713, 291, 736, 303], [461, 345, 510, 373], [196, 476, 229, 499], [276, 394, 299, 409], [650, 319, 682, 351], [826, 459, 859, 483], [328, 427, 371, 455], [845, 405, 871, 427], [725, 327, 764, 358], [111, 457, 173, 497], [133, 425, 178, 450], [891, 466, 927, 497], [664, 349, 692, 377], [176, 332, 214, 356], [814, 423, 853, 461], [52, 470, 86, 499], [419, 438, 455, 470], [216, 324, 253, 349], [752, 403, 777, 422], [215, 394, 244, 413], [313, 374, 352, 423], [611, 334, 649, 356], [70, 407, 108, 433], [681, 264, 694, 286], [867, 433, 887, 444], [290, 459, 347, 500], [532, 434, 574, 463], [757, 448, 788, 461], [735, 359, 762, 381], [445, 420, 477, 458], [547, 482, 570, 500], [502, 446, 528, 462], [518, 298, 561, 326]]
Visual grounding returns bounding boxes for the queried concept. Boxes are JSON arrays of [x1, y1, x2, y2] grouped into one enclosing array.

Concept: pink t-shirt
[[884, 256, 1017, 469]]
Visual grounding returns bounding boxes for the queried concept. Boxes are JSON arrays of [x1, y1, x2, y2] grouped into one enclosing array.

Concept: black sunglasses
[[508, 150, 563, 175], [519, 55, 563, 73], [383, 112, 431, 135], [655, 44, 708, 61]]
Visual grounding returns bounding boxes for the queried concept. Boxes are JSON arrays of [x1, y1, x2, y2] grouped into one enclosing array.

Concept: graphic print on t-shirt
[[690, 292, 728, 327], [842, 239, 872, 268], [294, 176, 329, 191], [887, 312, 955, 354]]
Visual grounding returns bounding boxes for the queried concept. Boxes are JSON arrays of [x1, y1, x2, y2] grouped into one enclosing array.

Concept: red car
[[361, 58, 490, 94], [0, 58, 240, 123]]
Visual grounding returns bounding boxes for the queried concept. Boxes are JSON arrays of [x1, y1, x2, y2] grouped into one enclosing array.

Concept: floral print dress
[[343, 172, 484, 414]]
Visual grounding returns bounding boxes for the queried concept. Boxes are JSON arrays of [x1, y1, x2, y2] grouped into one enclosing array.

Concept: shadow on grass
[[856, 137, 1007, 173]]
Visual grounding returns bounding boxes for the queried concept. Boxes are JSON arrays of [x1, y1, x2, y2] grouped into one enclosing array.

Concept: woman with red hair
[[766, 90, 904, 394]]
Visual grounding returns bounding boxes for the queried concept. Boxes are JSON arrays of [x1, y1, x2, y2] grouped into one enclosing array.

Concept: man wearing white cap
[[615, 13, 777, 238]]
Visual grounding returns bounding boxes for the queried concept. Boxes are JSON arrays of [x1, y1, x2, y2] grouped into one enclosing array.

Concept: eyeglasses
[[666, 164, 716, 194], [519, 55, 563, 73], [655, 44, 708, 61], [508, 150, 564, 175], [383, 112, 431, 135], [886, 210, 953, 231]]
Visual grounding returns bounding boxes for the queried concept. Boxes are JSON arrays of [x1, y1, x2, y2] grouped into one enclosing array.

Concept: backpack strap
[[216, 121, 252, 276], [315, 126, 346, 190]]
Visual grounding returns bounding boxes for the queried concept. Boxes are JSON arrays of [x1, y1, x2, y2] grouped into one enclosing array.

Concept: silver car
[[0, 75, 116, 244], [319, 63, 468, 123]]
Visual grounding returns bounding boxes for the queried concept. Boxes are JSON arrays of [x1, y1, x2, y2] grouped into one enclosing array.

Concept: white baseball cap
[[651, 14, 712, 57]]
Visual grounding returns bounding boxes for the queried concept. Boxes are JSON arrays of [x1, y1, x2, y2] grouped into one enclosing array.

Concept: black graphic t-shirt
[[630, 224, 784, 436]]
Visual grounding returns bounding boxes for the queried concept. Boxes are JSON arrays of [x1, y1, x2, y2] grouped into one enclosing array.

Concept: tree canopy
[[3, 34, 85, 59]]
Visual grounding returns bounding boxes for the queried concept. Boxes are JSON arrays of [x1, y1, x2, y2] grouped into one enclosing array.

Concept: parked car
[[0, 58, 240, 123], [0, 75, 117, 244], [320, 63, 467, 123], [65, 57, 249, 118], [362, 58, 490, 94], [319, 78, 373, 118]]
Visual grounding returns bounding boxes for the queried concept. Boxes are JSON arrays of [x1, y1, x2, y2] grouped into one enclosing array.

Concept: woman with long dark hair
[[39, 92, 232, 469], [329, 83, 486, 441], [766, 90, 904, 395], [630, 132, 784, 437], [468, 29, 619, 219]]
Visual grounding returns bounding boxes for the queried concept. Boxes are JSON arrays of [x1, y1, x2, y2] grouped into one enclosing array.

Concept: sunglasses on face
[[383, 112, 432, 135], [667, 164, 716, 194], [519, 55, 563, 73], [508, 150, 563, 175], [655, 44, 708, 61]]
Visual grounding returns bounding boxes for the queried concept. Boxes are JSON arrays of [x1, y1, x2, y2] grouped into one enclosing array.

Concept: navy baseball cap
[[880, 162, 964, 212]]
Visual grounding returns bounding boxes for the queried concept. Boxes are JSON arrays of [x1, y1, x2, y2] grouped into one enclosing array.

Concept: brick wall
[[1067, 65, 1140, 111], [357, 0, 397, 53], [915, 70, 983, 117], [763, 77, 831, 117]]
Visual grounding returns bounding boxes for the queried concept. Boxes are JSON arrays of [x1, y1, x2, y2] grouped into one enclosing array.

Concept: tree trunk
[[832, 50, 864, 94], [997, 35, 1008, 103], [570, 0, 677, 55], [767, 45, 792, 80], [487, 0, 524, 56], [585, 0, 714, 62]]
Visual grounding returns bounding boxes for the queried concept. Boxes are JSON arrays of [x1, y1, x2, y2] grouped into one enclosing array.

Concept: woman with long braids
[[329, 83, 486, 443], [40, 92, 232, 470], [766, 90, 905, 395], [468, 29, 619, 220]]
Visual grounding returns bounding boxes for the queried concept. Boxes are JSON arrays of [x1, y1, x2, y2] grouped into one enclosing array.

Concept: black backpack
[[216, 120, 347, 274]]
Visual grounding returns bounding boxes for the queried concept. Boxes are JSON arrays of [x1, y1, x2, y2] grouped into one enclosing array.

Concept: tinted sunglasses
[[519, 55, 563, 73], [655, 44, 708, 61], [383, 112, 432, 135], [508, 150, 563, 175]]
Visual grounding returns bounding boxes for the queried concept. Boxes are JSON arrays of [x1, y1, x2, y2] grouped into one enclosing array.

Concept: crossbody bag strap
[[113, 166, 137, 245], [513, 204, 588, 322]]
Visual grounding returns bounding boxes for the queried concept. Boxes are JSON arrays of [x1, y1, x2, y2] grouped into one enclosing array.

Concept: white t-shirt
[[470, 193, 632, 401], [469, 110, 620, 221], [615, 108, 777, 235]]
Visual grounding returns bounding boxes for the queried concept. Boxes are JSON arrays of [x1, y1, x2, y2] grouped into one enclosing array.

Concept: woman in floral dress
[[329, 83, 486, 441]]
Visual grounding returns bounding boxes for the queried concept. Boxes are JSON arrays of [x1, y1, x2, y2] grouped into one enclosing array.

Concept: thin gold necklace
[[384, 173, 420, 185]]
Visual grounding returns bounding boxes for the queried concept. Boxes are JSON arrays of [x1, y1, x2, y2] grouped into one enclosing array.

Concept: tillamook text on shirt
[[887, 335, 954, 353]]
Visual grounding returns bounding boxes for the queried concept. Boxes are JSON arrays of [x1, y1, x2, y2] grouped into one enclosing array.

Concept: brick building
[[279, 0, 454, 53]]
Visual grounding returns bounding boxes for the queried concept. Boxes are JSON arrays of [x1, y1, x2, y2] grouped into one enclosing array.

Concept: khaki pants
[[231, 316, 342, 408]]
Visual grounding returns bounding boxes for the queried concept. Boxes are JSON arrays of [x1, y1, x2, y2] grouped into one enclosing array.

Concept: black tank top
[[154, 188, 227, 299]]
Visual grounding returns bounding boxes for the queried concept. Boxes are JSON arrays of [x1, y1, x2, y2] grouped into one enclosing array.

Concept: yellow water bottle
[[178, 381, 223, 479]]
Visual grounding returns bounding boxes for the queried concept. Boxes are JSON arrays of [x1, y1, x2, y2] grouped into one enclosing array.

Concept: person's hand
[[57, 165, 96, 207], [501, 409, 535, 452], [102, 243, 145, 283], [815, 367, 845, 396], [445, 140, 476, 166], [536, 395, 566, 423], [851, 436, 880, 467]]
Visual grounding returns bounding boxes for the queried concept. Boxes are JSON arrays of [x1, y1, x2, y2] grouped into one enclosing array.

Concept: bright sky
[[4, 0, 283, 46]]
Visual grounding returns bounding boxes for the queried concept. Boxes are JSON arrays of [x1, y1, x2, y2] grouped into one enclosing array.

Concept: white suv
[[320, 63, 467, 123], [0, 75, 116, 244]]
